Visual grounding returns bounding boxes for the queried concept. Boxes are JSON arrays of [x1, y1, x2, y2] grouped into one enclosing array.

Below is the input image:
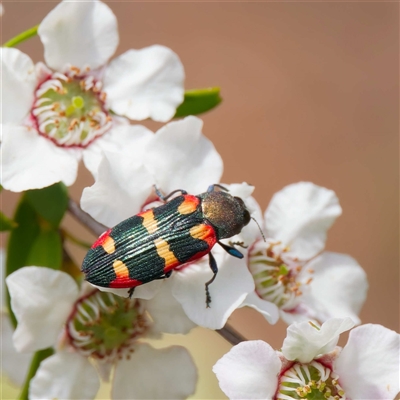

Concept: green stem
[[18, 348, 54, 400], [3, 24, 39, 48], [61, 228, 92, 249]]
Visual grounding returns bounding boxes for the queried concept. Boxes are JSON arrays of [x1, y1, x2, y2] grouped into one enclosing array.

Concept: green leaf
[[6, 199, 40, 277], [18, 348, 54, 400], [25, 182, 68, 227], [174, 87, 222, 118], [26, 230, 62, 270], [6, 195, 63, 328], [6, 198, 40, 328], [0, 211, 17, 231]]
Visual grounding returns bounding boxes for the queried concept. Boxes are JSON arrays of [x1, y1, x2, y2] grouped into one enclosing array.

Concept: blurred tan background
[[1, 1, 398, 399]]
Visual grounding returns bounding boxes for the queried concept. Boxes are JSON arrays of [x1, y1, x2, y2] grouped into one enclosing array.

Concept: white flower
[[213, 318, 400, 400], [0, 250, 31, 387], [243, 182, 368, 325], [1, 0, 184, 192], [80, 117, 268, 329], [6, 266, 197, 399]]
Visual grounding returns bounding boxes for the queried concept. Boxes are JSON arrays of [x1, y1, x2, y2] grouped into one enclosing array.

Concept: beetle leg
[[207, 184, 228, 193], [128, 287, 135, 299], [154, 185, 188, 202], [154, 186, 165, 200], [164, 270, 173, 278], [155, 270, 173, 280], [218, 241, 244, 259], [205, 252, 218, 308]]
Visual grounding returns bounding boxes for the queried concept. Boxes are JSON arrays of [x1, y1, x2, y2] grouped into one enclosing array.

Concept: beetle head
[[200, 191, 251, 239]]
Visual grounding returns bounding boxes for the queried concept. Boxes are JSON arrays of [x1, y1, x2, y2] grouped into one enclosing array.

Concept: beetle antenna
[[251, 217, 266, 242]]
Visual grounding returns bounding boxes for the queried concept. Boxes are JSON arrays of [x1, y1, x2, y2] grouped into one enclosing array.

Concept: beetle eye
[[234, 197, 251, 226], [243, 209, 251, 226]]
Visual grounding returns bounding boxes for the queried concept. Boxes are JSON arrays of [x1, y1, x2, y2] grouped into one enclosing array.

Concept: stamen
[[65, 290, 151, 363], [34, 97, 52, 107], [31, 72, 111, 148], [53, 72, 69, 81], [277, 361, 346, 400], [249, 240, 314, 309]]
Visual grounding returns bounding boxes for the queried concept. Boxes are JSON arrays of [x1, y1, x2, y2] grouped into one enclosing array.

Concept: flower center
[[31, 68, 111, 147], [277, 361, 345, 400], [249, 241, 313, 309], [66, 290, 150, 362]]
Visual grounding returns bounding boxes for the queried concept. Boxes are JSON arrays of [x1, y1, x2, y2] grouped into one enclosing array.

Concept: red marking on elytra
[[91, 229, 112, 249], [109, 277, 142, 289]]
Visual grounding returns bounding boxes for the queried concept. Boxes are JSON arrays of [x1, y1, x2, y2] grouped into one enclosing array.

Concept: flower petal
[[29, 351, 100, 400], [1, 125, 80, 192], [0, 47, 37, 124], [280, 307, 319, 325], [0, 312, 31, 386], [213, 340, 281, 399], [303, 252, 368, 324], [265, 182, 342, 260], [38, 0, 118, 71], [81, 150, 154, 226], [104, 45, 184, 122], [335, 324, 400, 399], [145, 279, 197, 334], [172, 246, 255, 329], [281, 317, 355, 363], [112, 343, 197, 399], [241, 291, 280, 325], [82, 123, 152, 180], [6, 267, 79, 352], [144, 116, 223, 194]]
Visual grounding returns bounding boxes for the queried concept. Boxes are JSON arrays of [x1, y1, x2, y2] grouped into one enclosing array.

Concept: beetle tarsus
[[128, 287, 135, 299], [205, 289, 212, 308], [228, 240, 248, 249]]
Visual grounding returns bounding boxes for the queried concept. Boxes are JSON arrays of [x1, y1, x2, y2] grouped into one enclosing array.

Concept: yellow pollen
[[68, 118, 79, 130], [70, 66, 80, 74]]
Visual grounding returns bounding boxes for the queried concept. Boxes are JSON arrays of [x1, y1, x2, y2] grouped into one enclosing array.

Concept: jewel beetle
[[82, 184, 252, 307]]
